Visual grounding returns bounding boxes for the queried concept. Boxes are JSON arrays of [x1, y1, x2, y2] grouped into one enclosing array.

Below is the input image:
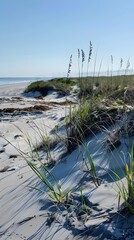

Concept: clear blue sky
[[0, 0, 134, 77]]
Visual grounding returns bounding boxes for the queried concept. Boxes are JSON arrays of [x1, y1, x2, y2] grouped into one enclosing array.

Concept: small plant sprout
[[83, 143, 101, 187], [80, 188, 89, 222]]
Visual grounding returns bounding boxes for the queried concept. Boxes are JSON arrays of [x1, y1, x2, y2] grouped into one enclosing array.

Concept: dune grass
[[78, 74, 134, 99]]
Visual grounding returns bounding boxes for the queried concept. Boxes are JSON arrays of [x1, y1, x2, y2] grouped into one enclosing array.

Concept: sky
[[0, 0, 134, 77]]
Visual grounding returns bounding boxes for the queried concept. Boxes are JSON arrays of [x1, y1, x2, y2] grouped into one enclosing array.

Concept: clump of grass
[[111, 145, 134, 214], [64, 95, 122, 153], [27, 160, 71, 204], [65, 100, 94, 152]]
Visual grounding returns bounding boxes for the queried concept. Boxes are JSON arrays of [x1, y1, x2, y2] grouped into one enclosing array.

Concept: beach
[[0, 82, 134, 240]]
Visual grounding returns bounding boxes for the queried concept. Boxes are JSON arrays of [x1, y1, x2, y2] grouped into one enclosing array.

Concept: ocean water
[[0, 77, 51, 85]]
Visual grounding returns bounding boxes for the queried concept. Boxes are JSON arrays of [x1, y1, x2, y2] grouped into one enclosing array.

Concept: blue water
[[0, 77, 52, 85]]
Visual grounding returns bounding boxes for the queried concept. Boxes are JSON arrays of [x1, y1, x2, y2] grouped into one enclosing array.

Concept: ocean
[[0, 77, 52, 85]]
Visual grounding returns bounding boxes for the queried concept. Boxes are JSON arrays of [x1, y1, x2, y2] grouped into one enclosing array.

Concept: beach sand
[[0, 83, 134, 240]]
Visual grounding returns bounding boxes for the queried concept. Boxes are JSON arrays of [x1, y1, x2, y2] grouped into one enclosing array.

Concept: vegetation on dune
[[63, 48, 134, 215], [78, 74, 134, 99], [24, 78, 77, 96], [11, 45, 134, 228]]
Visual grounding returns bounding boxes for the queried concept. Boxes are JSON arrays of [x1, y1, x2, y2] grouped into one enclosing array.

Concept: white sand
[[0, 83, 134, 240], [0, 82, 29, 97]]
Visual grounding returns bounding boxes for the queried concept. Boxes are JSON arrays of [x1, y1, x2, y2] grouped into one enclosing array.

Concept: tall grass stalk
[[119, 58, 123, 76], [81, 49, 85, 78], [78, 48, 81, 78], [67, 54, 72, 84], [87, 41, 93, 76], [110, 55, 113, 88]]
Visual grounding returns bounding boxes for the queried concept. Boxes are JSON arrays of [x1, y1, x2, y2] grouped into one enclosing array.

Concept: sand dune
[[0, 83, 134, 240]]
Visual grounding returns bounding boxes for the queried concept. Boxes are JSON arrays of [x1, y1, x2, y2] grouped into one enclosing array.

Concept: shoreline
[[0, 77, 53, 87], [0, 81, 31, 86]]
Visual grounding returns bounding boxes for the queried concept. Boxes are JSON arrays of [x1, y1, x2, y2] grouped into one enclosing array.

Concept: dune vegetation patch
[[24, 78, 77, 97]]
